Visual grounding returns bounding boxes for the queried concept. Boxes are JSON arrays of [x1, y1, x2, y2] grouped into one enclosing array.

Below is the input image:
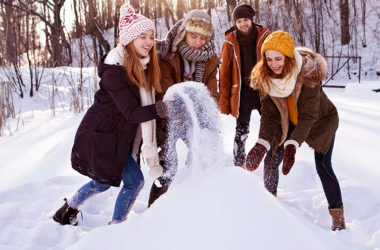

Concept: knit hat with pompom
[[261, 30, 295, 58], [119, 4, 155, 46]]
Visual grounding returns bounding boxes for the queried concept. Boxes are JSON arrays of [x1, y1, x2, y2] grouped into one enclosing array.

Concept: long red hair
[[122, 42, 162, 93], [250, 55, 297, 97]]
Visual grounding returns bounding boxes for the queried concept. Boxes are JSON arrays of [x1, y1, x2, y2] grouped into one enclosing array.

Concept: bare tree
[[339, 0, 350, 45], [360, 0, 367, 47], [130, 0, 140, 12], [177, 0, 184, 20], [226, 0, 237, 22], [0, 0, 72, 66], [2, 2, 25, 97], [113, 0, 123, 47], [190, 0, 198, 10], [291, 0, 305, 45], [85, 0, 111, 62]]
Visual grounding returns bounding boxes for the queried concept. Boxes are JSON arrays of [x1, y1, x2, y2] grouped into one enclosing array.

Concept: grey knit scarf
[[177, 40, 214, 82], [156, 19, 216, 82]]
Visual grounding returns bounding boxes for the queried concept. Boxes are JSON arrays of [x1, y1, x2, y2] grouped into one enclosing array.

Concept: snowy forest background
[[0, 0, 380, 249]]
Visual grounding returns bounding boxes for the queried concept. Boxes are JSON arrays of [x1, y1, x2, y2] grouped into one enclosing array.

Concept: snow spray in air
[[160, 82, 223, 181]]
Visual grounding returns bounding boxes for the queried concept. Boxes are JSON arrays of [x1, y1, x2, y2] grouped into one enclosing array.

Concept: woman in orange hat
[[246, 30, 345, 231]]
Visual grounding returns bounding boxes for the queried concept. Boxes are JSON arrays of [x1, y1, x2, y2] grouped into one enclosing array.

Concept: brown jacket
[[157, 51, 220, 101], [259, 47, 338, 154], [219, 25, 271, 118]]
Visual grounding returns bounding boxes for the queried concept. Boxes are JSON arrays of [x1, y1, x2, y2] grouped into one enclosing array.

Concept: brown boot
[[148, 183, 169, 207], [329, 208, 346, 231]]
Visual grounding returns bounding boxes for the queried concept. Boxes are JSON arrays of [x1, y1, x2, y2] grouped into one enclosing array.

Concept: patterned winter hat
[[172, 9, 214, 52], [119, 4, 155, 46], [261, 30, 295, 58]]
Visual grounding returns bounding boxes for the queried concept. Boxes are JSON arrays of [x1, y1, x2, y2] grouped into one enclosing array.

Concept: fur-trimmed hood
[[296, 47, 328, 88]]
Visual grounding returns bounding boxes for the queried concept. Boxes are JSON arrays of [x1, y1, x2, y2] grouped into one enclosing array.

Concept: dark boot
[[329, 208, 346, 231], [53, 198, 80, 225], [233, 121, 250, 167], [148, 183, 169, 207]]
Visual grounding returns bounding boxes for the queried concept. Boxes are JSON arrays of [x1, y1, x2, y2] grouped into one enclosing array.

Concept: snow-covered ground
[[0, 79, 380, 250]]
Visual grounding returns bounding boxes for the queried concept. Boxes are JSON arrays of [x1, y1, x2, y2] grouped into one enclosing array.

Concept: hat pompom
[[120, 4, 135, 17]]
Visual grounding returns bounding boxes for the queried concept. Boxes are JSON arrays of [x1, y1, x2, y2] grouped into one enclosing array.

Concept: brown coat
[[219, 25, 271, 118], [259, 47, 338, 154], [71, 56, 160, 187], [157, 51, 220, 101]]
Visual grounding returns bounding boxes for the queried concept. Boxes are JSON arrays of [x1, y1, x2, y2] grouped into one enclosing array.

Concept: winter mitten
[[155, 100, 169, 118], [141, 145, 164, 178], [282, 143, 297, 175], [149, 163, 164, 179], [246, 143, 268, 171]]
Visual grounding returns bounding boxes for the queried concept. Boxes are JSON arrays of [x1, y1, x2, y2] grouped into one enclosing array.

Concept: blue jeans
[[71, 154, 144, 222], [314, 137, 343, 209]]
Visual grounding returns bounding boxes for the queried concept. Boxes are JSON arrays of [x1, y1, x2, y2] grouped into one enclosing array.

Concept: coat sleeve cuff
[[257, 138, 270, 151], [284, 139, 300, 149]]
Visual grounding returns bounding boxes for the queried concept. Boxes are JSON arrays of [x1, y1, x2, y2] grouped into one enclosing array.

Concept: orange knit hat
[[261, 30, 295, 58]]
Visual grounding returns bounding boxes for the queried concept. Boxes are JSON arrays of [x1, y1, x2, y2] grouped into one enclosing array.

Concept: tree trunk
[[360, 0, 366, 47], [254, 0, 260, 22], [114, 0, 123, 47], [130, 0, 140, 12], [190, 0, 197, 10], [176, 0, 184, 20], [339, 0, 350, 45], [145, 0, 150, 18]]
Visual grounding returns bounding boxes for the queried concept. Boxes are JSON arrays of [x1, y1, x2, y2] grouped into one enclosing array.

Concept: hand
[[246, 143, 268, 171], [155, 100, 169, 118], [282, 144, 296, 175], [149, 164, 164, 179]]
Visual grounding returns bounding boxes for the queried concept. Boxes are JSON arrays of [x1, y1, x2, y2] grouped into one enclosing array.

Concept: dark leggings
[[314, 137, 343, 209], [264, 137, 343, 209], [264, 145, 284, 195]]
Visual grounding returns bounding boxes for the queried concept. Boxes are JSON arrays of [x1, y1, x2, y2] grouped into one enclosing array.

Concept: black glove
[[155, 100, 169, 118]]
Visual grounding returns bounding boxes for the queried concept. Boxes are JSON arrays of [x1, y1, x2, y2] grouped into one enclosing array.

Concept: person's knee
[[136, 177, 145, 191], [127, 175, 144, 192], [90, 180, 110, 192]]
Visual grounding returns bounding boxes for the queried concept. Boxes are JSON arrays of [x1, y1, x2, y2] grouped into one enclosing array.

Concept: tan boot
[[329, 208, 346, 231], [148, 183, 169, 207]]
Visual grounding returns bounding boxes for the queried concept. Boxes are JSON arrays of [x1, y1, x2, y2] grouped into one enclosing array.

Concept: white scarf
[[268, 50, 303, 97], [138, 57, 163, 179]]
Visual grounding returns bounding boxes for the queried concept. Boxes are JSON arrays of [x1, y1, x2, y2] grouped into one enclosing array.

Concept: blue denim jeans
[[70, 154, 144, 222]]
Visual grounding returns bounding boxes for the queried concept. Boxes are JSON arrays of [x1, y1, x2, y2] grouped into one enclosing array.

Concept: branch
[[0, 0, 55, 30]]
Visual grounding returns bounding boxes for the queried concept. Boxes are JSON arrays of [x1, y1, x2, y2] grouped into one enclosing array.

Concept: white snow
[[1, 79, 380, 250]]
